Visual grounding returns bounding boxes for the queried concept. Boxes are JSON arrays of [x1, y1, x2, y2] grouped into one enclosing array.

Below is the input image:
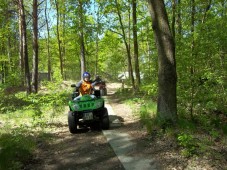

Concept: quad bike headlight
[[73, 103, 80, 110], [95, 101, 103, 108]]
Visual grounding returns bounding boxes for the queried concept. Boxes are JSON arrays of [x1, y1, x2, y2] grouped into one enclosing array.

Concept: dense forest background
[[0, 0, 226, 118], [0, 0, 227, 168]]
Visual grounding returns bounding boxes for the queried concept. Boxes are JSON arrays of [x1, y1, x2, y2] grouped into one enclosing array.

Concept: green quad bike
[[68, 84, 110, 134]]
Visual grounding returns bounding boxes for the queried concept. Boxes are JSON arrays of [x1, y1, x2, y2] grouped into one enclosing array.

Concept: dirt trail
[[28, 129, 124, 170], [25, 82, 227, 170], [25, 83, 125, 170]]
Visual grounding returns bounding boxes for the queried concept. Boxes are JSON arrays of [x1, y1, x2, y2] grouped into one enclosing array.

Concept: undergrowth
[[0, 81, 71, 170], [116, 87, 227, 159]]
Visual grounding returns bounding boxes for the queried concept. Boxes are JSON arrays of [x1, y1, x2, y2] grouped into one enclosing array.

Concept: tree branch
[[108, 28, 123, 37]]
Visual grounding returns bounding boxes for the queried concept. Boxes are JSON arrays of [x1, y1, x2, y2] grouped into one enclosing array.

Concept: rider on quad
[[93, 75, 107, 96], [73, 72, 96, 100], [68, 72, 110, 133]]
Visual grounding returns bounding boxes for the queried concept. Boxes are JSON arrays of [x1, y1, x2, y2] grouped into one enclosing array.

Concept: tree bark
[[54, 0, 64, 79], [148, 0, 177, 123], [45, 0, 51, 81], [190, 0, 195, 120], [127, 0, 131, 81], [79, 0, 86, 79], [18, 0, 31, 94], [171, 0, 176, 42], [18, 5, 24, 83], [115, 0, 135, 90], [6, 9, 12, 73], [95, 6, 100, 75], [62, 6, 66, 80], [32, 0, 39, 93], [132, 0, 141, 88]]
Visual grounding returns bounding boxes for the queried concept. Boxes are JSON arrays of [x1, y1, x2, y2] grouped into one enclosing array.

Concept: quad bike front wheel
[[68, 111, 78, 133], [101, 108, 110, 130]]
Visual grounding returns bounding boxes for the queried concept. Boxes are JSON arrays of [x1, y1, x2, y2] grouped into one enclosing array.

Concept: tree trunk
[[127, 1, 131, 81], [62, 9, 66, 80], [146, 20, 153, 78], [115, 0, 135, 90], [79, 0, 86, 79], [132, 0, 141, 89], [18, 7, 24, 84], [95, 32, 99, 75], [45, 0, 51, 81], [7, 37, 11, 72], [6, 8, 12, 72], [171, 0, 176, 42], [148, 0, 177, 123], [54, 0, 64, 79], [190, 0, 195, 120], [32, 0, 39, 93], [18, 0, 31, 94]]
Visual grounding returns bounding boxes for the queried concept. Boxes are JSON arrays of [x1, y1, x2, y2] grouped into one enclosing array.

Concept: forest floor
[[24, 83, 227, 170]]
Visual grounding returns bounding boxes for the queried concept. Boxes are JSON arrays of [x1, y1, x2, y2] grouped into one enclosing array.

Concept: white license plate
[[83, 112, 93, 120]]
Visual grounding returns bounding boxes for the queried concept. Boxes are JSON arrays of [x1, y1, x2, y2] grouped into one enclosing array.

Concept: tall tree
[[132, 0, 140, 88], [18, 0, 31, 94], [45, 0, 51, 81], [219, 0, 226, 71], [189, 0, 195, 119], [0, 1, 12, 83], [62, 2, 66, 80], [171, 0, 176, 41], [114, 0, 135, 90], [18, 3, 24, 81], [31, 0, 39, 93], [54, 0, 64, 79], [148, 0, 177, 123], [5, 2, 12, 73], [94, 2, 101, 75], [79, 0, 86, 79]]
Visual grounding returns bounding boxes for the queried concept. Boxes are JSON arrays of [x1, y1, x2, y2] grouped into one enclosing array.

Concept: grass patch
[[0, 128, 36, 170], [139, 101, 157, 134]]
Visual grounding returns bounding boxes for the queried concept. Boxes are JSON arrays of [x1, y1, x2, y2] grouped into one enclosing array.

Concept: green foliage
[[5, 72, 22, 87], [221, 124, 227, 135], [177, 133, 198, 157], [121, 84, 226, 159], [0, 81, 71, 169], [52, 70, 63, 83], [140, 84, 157, 96], [98, 31, 125, 78], [139, 105, 153, 134], [0, 54, 8, 62], [121, 90, 157, 134], [0, 0, 227, 166], [177, 117, 196, 131], [0, 84, 68, 117]]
